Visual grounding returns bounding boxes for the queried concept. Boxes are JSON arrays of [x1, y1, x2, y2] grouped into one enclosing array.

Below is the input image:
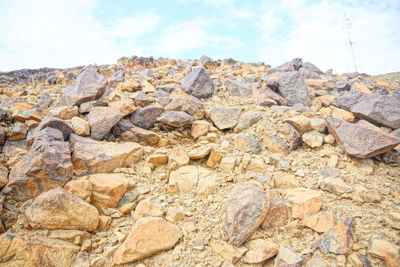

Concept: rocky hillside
[[0, 56, 399, 267]]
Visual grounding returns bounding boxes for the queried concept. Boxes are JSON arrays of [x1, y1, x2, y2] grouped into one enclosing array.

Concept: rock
[[69, 134, 143, 175], [113, 217, 182, 264], [88, 106, 124, 140], [326, 117, 400, 158], [286, 188, 322, 219], [319, 177, 352, 195], [334, 92, 367, 110], [234, 135, 261, 153], [388, 212, 400, 229], [64, 179, 92, 202], [3, 128, 73, 201], [257, 94, 278, 107], [166, 207, 185, 223], [258, 88, 288, 105], [0, 165, 8, 188], [274, 245, 304, 267], [0, 127, 6, 146], [310, 118, 327, 133], [220, 156, 236, 171], [197, 174, 218, 197], [71, 116, 90, 136], [306, 256, 331, 267], [130, 105, 164, 129], [168, 165, 212, 194], [165, 93, 204, 118], [133, 91, 150, 107], [272, 173, 299, 189], [261, 133, 289, 154], [25, 188, 99, 231], [9, 122, 27, 141], [261, 199, 291, 229], [302, 130, 324, 148], [278, 71, 311, 106], [369, 239, 400, 267], [188, 146, 212, 160], [12, 108, 42, 122], [303, 211, 335, 233], [35, 115, 74, 140], [89, 173, 127, 211], [49, 105, 79, 120], [332, 107, 355, 122], [243, 239, 279, 264], [207, 150, 223, 168], [168, 148, 189, 168], [181, 67, 215, 99], [279, 123, 302, 150], [277, 58, 303, 71], [210, 106, 241, 130], [132, 199, 164, 220], [0, 233, 80, 266], [234, 111, 262, 133], [210, 240, 248, 264], [286, 115, 311, 135], [147, 152, 168, 165], [127, 126, 160, 146], [317, 217, 355, 255], [225, 182, 270, 246], [62, 66, 107, 106], [157, 111, 193, 127], [225, 79, 252, 97], [191, 120, 210, 139]]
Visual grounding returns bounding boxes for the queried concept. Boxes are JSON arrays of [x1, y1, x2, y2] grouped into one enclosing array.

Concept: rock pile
[[0, 55, 399, 266]]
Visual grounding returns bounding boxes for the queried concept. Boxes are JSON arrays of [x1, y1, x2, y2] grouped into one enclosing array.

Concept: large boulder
[[113, 217, 182, 264], [225, 79, 252, 97], [88, 106, 124, 140], [181, 67, 215, 99], [278, 71, 311, 106], [130, 105, 164, 130], [69, 134, 143, 175], [327, 117, 400, 158], [25, 188, 99, 231], [62, 66, 107, 106], [225, 182, 270, 246], [2, 128, 73, 201]]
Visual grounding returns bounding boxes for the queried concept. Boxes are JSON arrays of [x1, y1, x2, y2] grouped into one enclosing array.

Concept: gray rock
[[35, 115, 74, 141], [278, 71, 311, 106], [88, 107, 124, 140], [210, 106, 241, 130], [234, 111, 263, 133], [130, 106, 164, 130], [225, 79, 252, 97], [181, 67, 215, 99], [157, 111, 193, 127]]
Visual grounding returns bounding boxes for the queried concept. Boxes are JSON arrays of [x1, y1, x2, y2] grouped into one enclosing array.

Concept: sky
[[0, 0, 399, 74]]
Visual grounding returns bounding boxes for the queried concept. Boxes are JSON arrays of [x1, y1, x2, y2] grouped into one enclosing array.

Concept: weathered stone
[[277, 58, 303, 71], [310, 118, 327, 133], [257, 94, 278, 107], [286, 115, 311, 135], [272, 173, 299, 189], [319, 177, 353, 195], [113, 217, 182, 264], [64, 179, 92, 202], [225, 182, 270, 246], [69, 134, 143, 175], [197, 174, 218, 197], [130, 105, 164, 129], [332, 107, 355, 122], [243, 239, 279, 264], [168, 148, 189, 168], [220, 156, 236, 171], [326, 117, 400, 158], [210, 240, 248, 264], [210, 106, 241, 130], [12, 108, 42, 122], [165, 94, 203, 118], [50, 105, 79, 120], [35, 115, 74, 140], [181, 67, 215, 98], [132, 199, 164, 220], [9, 122, 27, 141], [286, 188, 322, 219], [2, 128, 73, 201], [303, 211, 335, 233], [388, 212, 400, 230], [157, 111, 193, 127], [274, 245, 304, 267], [191, 120, 210, 139], [370, 239, 400, 267], [168, 165, 212, 194], [89, 173, 127, 211], [62, 66, 107, 106], [147, 152, 168, 165], [234, 111, 262, 133], [128, 126, 160, 145], [188, 146, 212, 160], [25, 188, 99, 231], [225, 79, 252, 97], [259, 88, 288, 105], [166, 207, 185, 223], [302, 130, 324, 148], [279, 123, 302, 150], [278, 71, 311, 106], [317, 217, 355, 255], [261, 199, 291, 229], [0, 127, 5, 146], [0, 165, 8, 188], [207, 150, 223, 168], [0, 233, 80, 266], [70, 116, 90, 136], [88, 106, 124, 140], [235, 135, 261, 153], [261, 133, 289, 154], [305, 256, 331, 267]]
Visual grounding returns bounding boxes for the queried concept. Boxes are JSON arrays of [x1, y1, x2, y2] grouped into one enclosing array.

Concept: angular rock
[[286, 188, 322, 219], [25, 188, 99, 231], [303, 211, 335, 233], [319, 177, 353, 195], [130, 105, 164, 130], [243, 239, 279, 264], [181, 67, 215, 99], [261, 199, 291, 229], [261, 133, 289, 154], [71, 116, 90, 136], [126, 126, 160, 146], [2, 128, 73, 201], [9, 122, 27, 141], [286, 115, 312, 135], [274, 245, 304, 267], [317, 217, 355, 255], [188, 146, 212, 160], [168, 148, 190, 168], [302, 130, 324, 148], [132, 199, 164, 220], [210, 106, 241, 130], [225, 79, 252, 97], [234, 135, 262, 153], [277, 58, 303, 71], [234, 111, 262, 133], [278, 71, 311, 106], [191, 120, 210, 139], [168, 165, 211, 194], [259, 88, 288, 106], [69, 134, 143, 175], [332, 107, 355, 122], [165, 94, 203, 118], [49, 105, 78, 120], [88, 106, 124, 140], [225, 182, 270, 246], [89, 173, 127, 211], [62, 66, 107, 106], [157, 111, 193, 127], [0, 127, 5, 146], [279, 123, 302, 150], [0, 165, 8, 188], [326, 117, 400, 158], [370, 239, 400, 267], [64, 179, 92, 202], [113, 217, 182, 264], [35, 115, 74, 140]]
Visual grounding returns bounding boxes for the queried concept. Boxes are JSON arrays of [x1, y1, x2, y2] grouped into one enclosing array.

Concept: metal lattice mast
[[343, 14, 358, 72]]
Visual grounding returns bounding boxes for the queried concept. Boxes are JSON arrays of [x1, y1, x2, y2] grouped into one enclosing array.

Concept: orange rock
[[303, 211, 335, 233], [286, 188, 322, 219]]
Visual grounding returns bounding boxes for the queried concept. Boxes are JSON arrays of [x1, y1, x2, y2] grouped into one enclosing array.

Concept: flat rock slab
[[327, 117, 400, 158], [113, 217, 182, 264], [225, 182, 270, 246]]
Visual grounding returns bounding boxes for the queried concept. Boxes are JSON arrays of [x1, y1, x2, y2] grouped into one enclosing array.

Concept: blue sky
[[1, 0, 399, 74]]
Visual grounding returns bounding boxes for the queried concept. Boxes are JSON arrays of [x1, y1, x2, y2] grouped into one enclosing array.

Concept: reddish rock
[[261, 199, 291, 229], [157, 111, 193, 127], [88, 106, 124, 140], [9, 122, 27, 141], [327, 117, 400, 158]]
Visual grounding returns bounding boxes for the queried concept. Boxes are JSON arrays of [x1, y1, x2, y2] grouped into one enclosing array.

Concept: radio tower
[[343, 14, 358, 72]]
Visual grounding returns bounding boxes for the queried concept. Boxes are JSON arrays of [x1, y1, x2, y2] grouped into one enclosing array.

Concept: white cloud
[[256, 1, 400, 74]]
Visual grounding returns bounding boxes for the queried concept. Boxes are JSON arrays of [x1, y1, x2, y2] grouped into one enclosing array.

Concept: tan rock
[[132, 199, 164, 220], [286, 115, 311, 135], [206, 150, 223, 168], [210, 239, 248, 264], [388, 212, 400, 229], [188, 146, 212, 160], [69, 134, 143, 175], [220, 156, 236, 171], [97, 215, 112, 231], [50, 105, 79, 120], [25, 188, 99, 231], [225, 182, 270, 246], [261, 133, 289, 154], [191, 120, 210, 139], [197, 175, 218, 197], [286, 188, 322, 219], [261, 199, 291, 229], [64, 179, 92, 202], [89, 173, 128, 211], [235, 135, 261, 153], [319, 177, 352, 195], [88, 106, 124, 140], [113, 217, 182, 264], [370, 239, 400, 267], [302, 130, 324, 148], [274, 245, 304, 267], [71, 116, 90, 136], [272, 174, 299, 189], [243, 239, 279, 264], [168, 148, 189, 168], [210, 106, 241, 130], [166, 207, 185, 223], [168, 165, 212, 194], [9, 122, 27, 141], [108, 100, 136, 116], [332, 107, 355, 122], [128, 126, 160, 145], [148, 152, 169, 165], [303, 211, 335, 233]]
